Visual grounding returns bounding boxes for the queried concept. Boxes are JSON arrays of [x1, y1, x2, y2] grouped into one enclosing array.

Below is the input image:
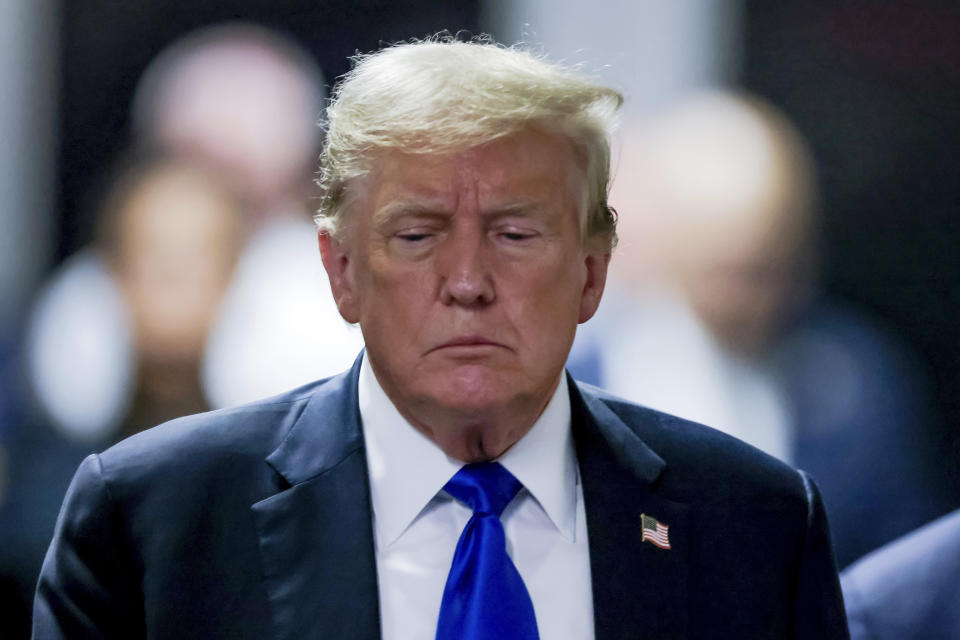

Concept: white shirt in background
[[203, 216, 364, 408]]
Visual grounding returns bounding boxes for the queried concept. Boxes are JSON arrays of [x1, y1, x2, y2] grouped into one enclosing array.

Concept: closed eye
[[397, 232, 433, 242], [495, 228, 539, 244]]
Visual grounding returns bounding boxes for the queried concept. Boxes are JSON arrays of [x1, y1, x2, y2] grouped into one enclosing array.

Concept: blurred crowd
[[0, 24, 364, 635], [0, 19, 957, 639], [568, 92, 954, 568]]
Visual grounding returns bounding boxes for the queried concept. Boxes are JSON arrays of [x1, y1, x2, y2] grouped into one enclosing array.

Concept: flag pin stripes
[[640, 513, 671, 549]]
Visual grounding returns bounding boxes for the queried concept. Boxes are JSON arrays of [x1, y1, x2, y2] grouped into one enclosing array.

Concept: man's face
[[320, 128, 608, 445]]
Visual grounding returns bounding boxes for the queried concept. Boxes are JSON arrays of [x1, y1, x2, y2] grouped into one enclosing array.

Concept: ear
[[318, 230, 361, 323], [578, 250, 611, 323]]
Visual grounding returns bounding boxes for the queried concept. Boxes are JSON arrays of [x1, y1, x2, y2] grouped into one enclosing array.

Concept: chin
[[425, 371, 516, 414], [433, 387, 510, 415]]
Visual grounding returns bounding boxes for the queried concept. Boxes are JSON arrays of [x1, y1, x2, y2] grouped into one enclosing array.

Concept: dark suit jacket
[[567, 298, 953, 570], [33, 356, 848, 639], [841, 508, 960, 639]]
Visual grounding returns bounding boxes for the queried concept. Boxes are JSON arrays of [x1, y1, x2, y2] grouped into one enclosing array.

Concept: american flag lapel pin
[[640, 513, 671, 550]]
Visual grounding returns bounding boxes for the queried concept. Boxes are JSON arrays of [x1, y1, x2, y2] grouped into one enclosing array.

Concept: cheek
[[505, 258, 585, 327], [359, 261, 434, 334]]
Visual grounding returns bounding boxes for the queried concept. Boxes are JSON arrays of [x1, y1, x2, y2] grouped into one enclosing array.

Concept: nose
[[438, 222, 495, 307]]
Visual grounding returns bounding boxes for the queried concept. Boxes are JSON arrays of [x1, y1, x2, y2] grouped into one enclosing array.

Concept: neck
[[409, 413, 538, 462]]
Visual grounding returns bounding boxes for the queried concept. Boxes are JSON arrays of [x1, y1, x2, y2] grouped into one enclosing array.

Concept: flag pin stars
[[640, 513, 671, 549]]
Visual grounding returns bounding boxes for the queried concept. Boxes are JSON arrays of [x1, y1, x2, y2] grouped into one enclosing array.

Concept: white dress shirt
[[359, 354, 595, 640]]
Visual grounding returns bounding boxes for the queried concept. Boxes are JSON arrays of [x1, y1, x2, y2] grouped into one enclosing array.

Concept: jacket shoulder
[[574, 382, 848, 639], [842, 509, 960, 638], [577, 381, 811, 506], [96, 376, 335, 491]]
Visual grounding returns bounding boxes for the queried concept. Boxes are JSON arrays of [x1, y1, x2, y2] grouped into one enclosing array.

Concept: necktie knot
[[443, 462, 522, 517]]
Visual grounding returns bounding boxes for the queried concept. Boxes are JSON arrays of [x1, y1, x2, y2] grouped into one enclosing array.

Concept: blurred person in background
[[4, 155, 243, 636], [841, 507, 960, 638], [132, 23, 324, 225], [27, 155, 244, 441], [26, 23, 364, 434], [133, 22, 365, 407], [96, 156, 244, 433], [568, 90, 952, 567]]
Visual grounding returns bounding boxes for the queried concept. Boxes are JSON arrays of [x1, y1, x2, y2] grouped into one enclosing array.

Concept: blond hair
[[316, 36, 622, 248]]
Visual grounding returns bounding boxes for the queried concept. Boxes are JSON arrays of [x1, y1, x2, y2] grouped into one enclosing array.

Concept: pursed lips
[[429, 335, 510, 353]]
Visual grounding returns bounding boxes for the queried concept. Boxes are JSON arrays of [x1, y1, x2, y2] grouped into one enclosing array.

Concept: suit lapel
[[250, 363, 690, 640], [252, 358, 381, 640], [571, 379, 690, 640]]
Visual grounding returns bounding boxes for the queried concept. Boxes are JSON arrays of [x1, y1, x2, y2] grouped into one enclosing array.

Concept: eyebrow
[[374, 199, 546, 226], [373, 200, 450, 227], [486, 201, 543, 217]]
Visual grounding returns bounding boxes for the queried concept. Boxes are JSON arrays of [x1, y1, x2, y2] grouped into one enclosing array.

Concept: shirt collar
[[359, 353, 578, 547], [497, 373, 577, 543]]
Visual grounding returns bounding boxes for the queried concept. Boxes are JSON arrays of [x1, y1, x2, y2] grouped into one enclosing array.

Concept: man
[[33, 38, 848, 639], [841, 508, 960, 639]]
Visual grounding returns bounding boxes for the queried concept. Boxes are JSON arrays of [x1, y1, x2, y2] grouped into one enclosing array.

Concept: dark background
[[741, 1, 960, 497]]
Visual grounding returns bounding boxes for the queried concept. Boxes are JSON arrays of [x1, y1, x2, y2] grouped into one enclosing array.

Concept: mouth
[[430, 336, 508, 353]]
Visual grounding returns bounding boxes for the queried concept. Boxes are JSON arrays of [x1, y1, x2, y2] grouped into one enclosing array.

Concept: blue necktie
[[436, 462, 539, 640]]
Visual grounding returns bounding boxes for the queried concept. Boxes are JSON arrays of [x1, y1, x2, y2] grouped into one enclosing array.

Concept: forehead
[[355, 128, 587, 218]]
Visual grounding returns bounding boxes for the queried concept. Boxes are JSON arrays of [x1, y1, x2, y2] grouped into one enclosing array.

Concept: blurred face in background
[[139, 34, 323, 215], [320, 127, 609, 460], [108, 164, 242, 366], [674, 206, 815, 356], [609, 94, 817, 356]]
